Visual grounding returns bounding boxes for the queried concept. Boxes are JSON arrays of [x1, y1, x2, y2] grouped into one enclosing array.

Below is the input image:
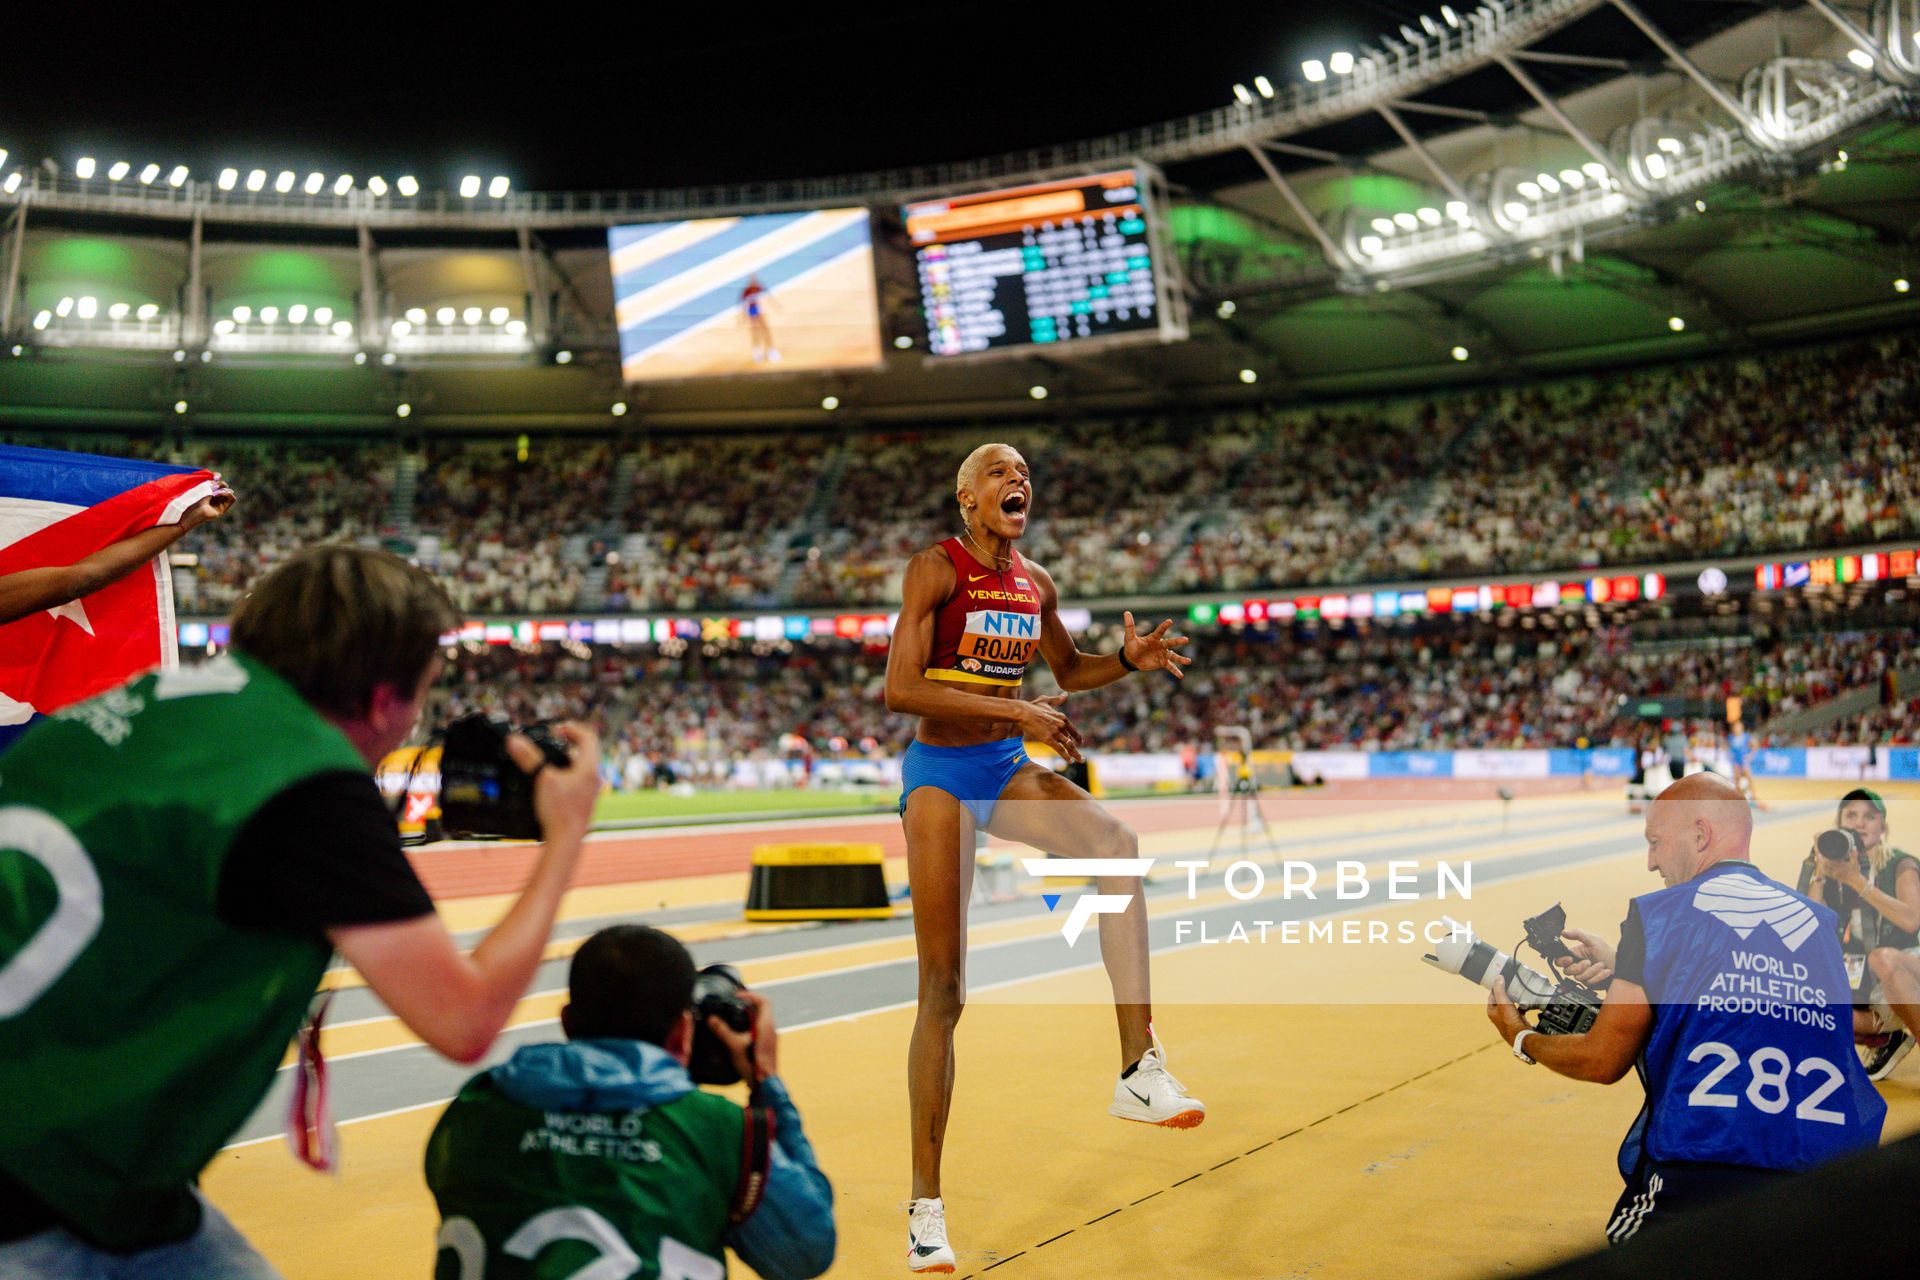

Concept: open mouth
[[1001, 492, 1028, 516]]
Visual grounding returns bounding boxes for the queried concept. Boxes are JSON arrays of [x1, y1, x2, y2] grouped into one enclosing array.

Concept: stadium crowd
[[10, 332, 1918, 617], [413, 619, 1918, 777]]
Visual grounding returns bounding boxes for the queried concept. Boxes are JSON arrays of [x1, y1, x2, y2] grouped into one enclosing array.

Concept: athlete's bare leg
[[1871, 947, 1920, 1039], [986, 763, 1152, 1067], [905, 785, 976, 1201]]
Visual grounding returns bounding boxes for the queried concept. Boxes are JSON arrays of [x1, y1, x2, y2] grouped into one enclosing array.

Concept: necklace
[[962, 528, 1011, 572]]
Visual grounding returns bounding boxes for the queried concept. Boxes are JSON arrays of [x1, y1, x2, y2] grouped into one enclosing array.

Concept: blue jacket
[[491, 1038, 835, 1280]]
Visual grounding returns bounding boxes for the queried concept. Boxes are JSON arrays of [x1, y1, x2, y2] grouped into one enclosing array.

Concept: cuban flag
[[1, 444, 224, 749]]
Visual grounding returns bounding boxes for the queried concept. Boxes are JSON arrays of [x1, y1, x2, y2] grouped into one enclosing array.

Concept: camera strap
[[729, 1099, 776, 1223]]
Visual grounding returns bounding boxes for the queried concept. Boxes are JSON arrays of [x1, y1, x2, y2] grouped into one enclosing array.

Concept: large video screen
[[904, 170, 1173, 357], [609, 209, 882, 381]]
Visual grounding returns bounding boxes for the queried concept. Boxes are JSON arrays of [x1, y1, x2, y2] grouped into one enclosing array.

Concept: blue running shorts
[[898, 737, 1030, 829]]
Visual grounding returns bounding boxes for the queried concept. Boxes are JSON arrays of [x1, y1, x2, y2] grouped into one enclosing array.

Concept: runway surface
[[203, 779, 1920, 1278]]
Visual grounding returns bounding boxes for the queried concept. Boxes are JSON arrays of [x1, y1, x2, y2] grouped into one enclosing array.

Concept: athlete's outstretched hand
[[1017, 693, 1083, 764], [1121, 611, 1192, 680]]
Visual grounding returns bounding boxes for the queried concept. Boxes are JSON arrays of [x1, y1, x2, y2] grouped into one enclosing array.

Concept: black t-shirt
[[217, 770, 434, 932], [1615, 900, 1647, 988]]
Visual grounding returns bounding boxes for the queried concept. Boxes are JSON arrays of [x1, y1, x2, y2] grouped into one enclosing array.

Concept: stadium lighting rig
[[16, 153, 505, 204]]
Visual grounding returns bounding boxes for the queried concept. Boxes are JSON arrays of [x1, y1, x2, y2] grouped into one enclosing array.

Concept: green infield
[[593, 787, 897, 823]]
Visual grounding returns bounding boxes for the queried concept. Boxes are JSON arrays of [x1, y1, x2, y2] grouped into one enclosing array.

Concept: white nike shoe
[[905, 1196, 956, 1273], [1109, 1031, 1206, 1129]]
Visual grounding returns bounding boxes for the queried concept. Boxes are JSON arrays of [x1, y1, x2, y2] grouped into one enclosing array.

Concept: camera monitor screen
[[608, 209, 883, 381], [903, 169, 1178, 356]]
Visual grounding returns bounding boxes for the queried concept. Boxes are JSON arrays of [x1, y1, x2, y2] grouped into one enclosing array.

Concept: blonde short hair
[[955, 442, 1021, 516]]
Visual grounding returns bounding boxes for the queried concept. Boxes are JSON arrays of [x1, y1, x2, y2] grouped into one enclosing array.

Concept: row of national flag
[[1, 444, 224, 752]]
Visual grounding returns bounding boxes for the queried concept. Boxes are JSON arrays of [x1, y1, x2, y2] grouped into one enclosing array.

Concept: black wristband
[[1117, 648, 1139, 673]]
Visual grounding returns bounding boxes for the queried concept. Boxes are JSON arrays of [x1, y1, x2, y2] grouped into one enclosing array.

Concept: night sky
[[4, 5, 1747, 194]]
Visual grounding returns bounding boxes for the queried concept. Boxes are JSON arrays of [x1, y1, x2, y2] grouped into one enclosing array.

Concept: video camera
[[435, 712, 572, 841], [1424, 903, 1602, 1036], [687, 963, 756, 1086]]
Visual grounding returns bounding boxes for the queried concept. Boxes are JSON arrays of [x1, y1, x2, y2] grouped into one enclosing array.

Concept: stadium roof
[[1, 3, 1917, 429]]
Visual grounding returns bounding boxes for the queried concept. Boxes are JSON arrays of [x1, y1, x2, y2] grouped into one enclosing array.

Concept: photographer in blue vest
[[1485, 773, 1885, 1243]]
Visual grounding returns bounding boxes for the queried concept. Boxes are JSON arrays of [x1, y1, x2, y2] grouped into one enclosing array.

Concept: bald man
[[1486, 774, 1885, 1243]]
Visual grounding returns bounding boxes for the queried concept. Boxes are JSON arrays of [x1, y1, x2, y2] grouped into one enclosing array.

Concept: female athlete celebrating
[[884, 442, 1203, 1273]]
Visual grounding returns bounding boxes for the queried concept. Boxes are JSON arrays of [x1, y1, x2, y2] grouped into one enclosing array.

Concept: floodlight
[[1417, 206, 1441, 225], [274, 171, 295, 193], [1233, 84, 1253, 105], [1445, 200, 1469, 221], [368, 176, 388, 196], [76, 157, 96, 179], [554, 349, 574, 364], [1896, 278, 1912, 293], [314, 307, 333, 325], [76, 297, 97, 318], [168, 165, 188, 187], [334, 175, 353, 195], [353, 351, 367, 364], [139, 164, 159, 185], [436, 307, 455, 324], [108, 161, 130, 181], [821, 395, 839, 410], [1441, 5, 1460, 25], [391, 319, 412, 337], [1238, 368, 1257, 383], [233, 305, 252, 322], [218, 168, 238, 190], [611, 401, 629, 416], [1029, 385, 1048, 400], [246, 170, 266, 192], [55, 297, 74, 317], [1216, 300, 1236, 317], [174, 400, 188, 415], [214, 319, 235, 335], [1391, 212, 1416, 230], [137, 303, 159, 320], [1359, 235, 1383, 254], [332, 320, 354, 337], [381, 352, 397, 365], [1644, 153, 1669, 179], [894, 334, 913, 348], [406, 308, 427, 324], [397, 175, 419, 196], [304, 172, 323, 194], [1371, 217, 1395, 235], [488, 175, 509, 197], [1582, 161, 1606, 180], [288, 304, 308, 323], [1560, 169, 1584, 188], [1848, 48, 1875, 70], [1537, 173, 1559, 193], [459, 175, 481, 197], [1254, 76, 1274, 98], [463, 306, 482, 324], [1451, 346, 1469, 361], [259, 306, 278, 324], [489, 306, 509, 323], [1517, 181, 1541, 200], [1667, 315, 1685, 331], [108, 302, 129, 319], [1329, 51, 1354, 74], [2, 174, 19, 194], [1503, 201, 1528, 221], [1302, 59, 1327, 82], [1657, 137, 1682, 154], [1421, 14, 1440, 36], [32, 311, 50, 330], [505, 319, 528, 336]]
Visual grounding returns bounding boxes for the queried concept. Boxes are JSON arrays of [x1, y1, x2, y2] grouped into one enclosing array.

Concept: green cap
[[1839, 787, 1887, 817]]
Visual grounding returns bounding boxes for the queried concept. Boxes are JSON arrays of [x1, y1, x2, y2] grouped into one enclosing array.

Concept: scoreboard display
[[904, 168, 1182, 357]]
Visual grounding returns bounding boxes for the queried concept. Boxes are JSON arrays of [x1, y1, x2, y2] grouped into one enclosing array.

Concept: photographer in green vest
[[0, 545, 604, 1278], [426, 925, 835, 1280]]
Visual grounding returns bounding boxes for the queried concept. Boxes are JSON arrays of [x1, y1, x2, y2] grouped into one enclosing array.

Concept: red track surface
[[408, 778, 1586, 902]]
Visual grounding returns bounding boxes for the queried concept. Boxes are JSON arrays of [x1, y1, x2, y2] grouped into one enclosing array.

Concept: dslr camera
[[1424, 903, 1602, 1036], [687, 964, 756, 1086], [436, 712, 572, 841]]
